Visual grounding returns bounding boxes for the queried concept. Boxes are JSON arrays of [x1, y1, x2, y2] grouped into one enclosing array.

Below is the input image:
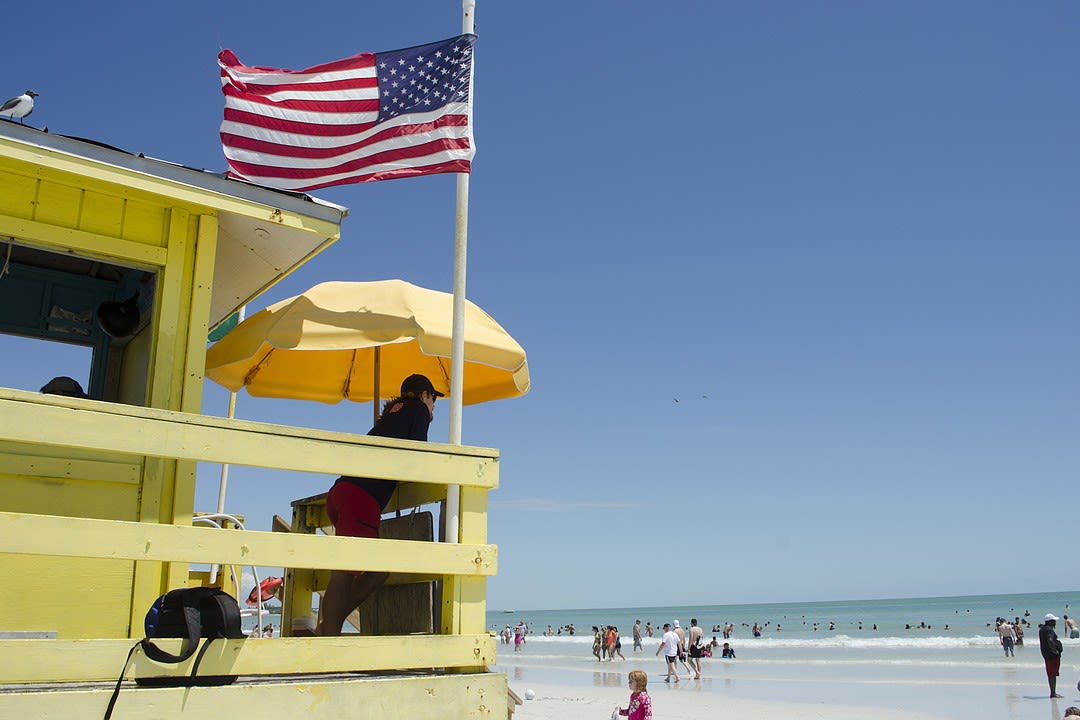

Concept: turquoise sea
[[487, 590, 1080, 649]]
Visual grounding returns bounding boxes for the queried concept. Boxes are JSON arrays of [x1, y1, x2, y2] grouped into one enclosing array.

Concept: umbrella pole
[[373, 346, 381, 425], [208, 388, 238, 584], [210, 305, 244, 585]]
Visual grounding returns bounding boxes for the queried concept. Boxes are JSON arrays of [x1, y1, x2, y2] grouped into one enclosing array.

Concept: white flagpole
[[445, 0, 476, 545]]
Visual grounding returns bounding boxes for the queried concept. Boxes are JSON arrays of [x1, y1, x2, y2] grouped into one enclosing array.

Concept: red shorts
[[327, 481, 381, 539], [1044, 656, 1061, 677]]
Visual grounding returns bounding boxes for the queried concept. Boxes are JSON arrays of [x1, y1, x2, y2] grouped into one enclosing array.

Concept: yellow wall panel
[[0, 556, 133, 638], [33, 181, 82, 228], [0, 443, 142, 484], [0, 172, 35, 217], [79, 191, 125, 237], [120, 199, 167, 246], [1, 475, 140, 521]]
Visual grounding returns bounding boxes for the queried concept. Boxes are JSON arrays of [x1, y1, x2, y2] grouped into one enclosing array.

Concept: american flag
[[218, 35, 475, 192]]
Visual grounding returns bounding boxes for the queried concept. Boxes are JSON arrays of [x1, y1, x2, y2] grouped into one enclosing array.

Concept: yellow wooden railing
[[0, 388, 498, 684]]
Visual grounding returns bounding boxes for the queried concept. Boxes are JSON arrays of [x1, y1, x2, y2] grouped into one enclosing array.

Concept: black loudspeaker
[[97, 292, 140, 338]]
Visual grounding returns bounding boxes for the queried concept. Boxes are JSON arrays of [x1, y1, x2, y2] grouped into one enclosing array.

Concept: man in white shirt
[[655, 622, 681, 682], [672, 619, 694, 678]]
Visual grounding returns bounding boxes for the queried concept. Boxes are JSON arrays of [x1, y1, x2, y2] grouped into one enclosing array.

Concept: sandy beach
[[495, 644, 1080, 720], [511, 680, 947, 720]]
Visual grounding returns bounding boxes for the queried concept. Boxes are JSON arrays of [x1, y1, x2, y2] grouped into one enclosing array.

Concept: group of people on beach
[[585, 618, 735, 678], [655, 618, 735, 683], [249, 623, 274, 638], [499, 621, 528, 651], [592, 625, 627, 661], [993, 609, 1074, 701], [542, 623, 575, 635], [994, 616, 1027, 656], [993, 610, 1077, 700]]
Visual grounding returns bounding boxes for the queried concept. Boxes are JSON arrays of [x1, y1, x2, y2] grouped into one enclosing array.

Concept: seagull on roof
[[0, 90, 38, 123]]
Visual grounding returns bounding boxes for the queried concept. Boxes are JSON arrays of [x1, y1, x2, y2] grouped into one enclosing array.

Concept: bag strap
[[103, 641, 141, 720], [208, 591, 243, 638], [140, 592, 203, 664], [188, 635, 218, 679]]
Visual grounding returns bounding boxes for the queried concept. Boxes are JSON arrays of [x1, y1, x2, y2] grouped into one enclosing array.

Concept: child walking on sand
[[615, 670, 652, 720]]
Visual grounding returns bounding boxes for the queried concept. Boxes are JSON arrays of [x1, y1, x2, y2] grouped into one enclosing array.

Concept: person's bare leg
[[317, 570, 389, 635], [347, 571, 389, 620], [317, 570, 355, 636]]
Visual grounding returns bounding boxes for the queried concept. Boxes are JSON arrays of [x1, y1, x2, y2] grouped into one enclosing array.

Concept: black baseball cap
[[400, 373, 445, 398], [40, 376, 89, 398]]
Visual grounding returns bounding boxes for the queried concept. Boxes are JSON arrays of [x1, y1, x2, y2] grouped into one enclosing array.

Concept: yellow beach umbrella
[[205, 279, 530, 406]]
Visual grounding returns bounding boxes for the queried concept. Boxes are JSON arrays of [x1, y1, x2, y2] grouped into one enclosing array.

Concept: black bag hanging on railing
[[104, 588, 245, 720], [140, 587, 243, 671]]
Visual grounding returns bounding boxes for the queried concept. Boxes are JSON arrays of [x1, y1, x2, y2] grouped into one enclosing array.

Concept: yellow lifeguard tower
[[0, 122, 507, 718]]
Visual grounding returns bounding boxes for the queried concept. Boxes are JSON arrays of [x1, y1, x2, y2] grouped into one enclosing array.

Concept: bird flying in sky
[[0, 91, 38, 123]]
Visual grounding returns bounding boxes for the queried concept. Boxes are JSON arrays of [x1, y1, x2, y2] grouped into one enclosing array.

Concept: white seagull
[[0, 90, 38, 123]]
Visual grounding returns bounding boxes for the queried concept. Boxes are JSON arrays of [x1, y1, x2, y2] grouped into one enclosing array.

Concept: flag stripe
[[228, 159, 473, 192], [217, 74, 378, 94], [218, 35, 475, 191], [223, 101, 379, 128], [222, 83, 378, 104], [224, 94, 381, 116], [222, 114, 470, 160], [222, 102, 468, 143], [225, 137, 473, 180], [218, 49, 377, 84]]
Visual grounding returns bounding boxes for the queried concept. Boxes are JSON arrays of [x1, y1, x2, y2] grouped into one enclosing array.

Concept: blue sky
[[2, 1, 1077, 610]]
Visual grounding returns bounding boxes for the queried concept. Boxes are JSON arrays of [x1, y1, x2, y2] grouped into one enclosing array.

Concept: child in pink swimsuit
[[617, 670, 652, 720]]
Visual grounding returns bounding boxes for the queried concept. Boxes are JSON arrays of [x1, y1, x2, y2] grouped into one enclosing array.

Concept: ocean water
[[488, 590, 1078, 650]]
